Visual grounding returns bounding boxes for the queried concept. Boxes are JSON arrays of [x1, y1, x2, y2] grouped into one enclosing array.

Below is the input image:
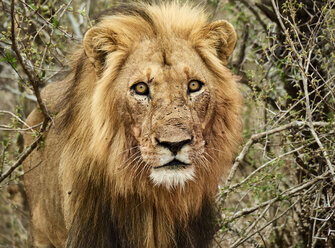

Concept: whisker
[[135, 160, 146, 179], [206, 147, 226, 154], [119, 150, 141, 168], [194, 156, 206, 169], [203, 151, 215, 163], [198, 155, 213, 175], [118, 155, 143, 178], [139, 161, 151, 177], [133, 158, 147, 179], [115, 145, 140, 159], [112, 151, 142, 175]]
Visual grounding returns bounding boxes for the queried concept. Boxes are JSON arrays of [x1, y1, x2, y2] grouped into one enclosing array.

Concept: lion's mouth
[[154, 159, 191, 170]]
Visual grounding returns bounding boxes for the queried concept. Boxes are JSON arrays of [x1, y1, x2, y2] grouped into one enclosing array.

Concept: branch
[[233, 23, 249, 69], [211, 0, 222, 19], [227, 172, 329, 222], [255, 2, 279, 24], [231, 198, 300, 248], [0, 84, 37, 102], [0, 123, 50, 183], [226, 145, 306, 193], [238, 71, 279, 110], [239, 0, 268, 32], [312, 211, 335, 248], [18, 0, 78, 40], [10, 0, 51, 130], [225, 120, 332, 187], [0, 123, 42, 132], [301, 50, 335, 180], [0, 110, 32, 128], [67, 12, 83, 38], [230, 200, 272, 247], [270, 0, 335, 181]]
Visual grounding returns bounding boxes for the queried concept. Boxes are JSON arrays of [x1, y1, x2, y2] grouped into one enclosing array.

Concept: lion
[[23, 2, 242, 248]]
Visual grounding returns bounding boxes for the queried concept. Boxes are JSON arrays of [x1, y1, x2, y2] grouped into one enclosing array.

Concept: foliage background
[[0, 0, 334, 247]]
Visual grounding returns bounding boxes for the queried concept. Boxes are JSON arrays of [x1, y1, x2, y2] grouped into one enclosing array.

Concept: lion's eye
[[133, 82, 149, 95], [188, 80, 203, 93]]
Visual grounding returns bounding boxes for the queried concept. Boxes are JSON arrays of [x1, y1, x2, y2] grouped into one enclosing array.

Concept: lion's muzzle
[[155, 125, 193, 154], [146, 108, 200, 189]]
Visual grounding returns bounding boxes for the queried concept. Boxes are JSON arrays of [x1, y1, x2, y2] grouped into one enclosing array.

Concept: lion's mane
[[24, 2, 242, 248]]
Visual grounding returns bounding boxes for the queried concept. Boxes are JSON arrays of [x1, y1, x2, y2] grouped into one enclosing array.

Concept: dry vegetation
[[0, 0, 334, 247]]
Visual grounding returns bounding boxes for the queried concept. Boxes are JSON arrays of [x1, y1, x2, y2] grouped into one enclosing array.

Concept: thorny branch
[[225, 120, 333, 188], [218, 0, 335, 247], [270, 0, 335, 181], [227, 172, 329, 222], [0, 0, 55, 185], [231, 199, 300, 248], [0, 123, 50, 183], [10, 0, 51, 131]]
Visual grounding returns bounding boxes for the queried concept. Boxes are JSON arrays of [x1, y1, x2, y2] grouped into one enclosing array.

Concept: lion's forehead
[[125, 38, 209, 83]]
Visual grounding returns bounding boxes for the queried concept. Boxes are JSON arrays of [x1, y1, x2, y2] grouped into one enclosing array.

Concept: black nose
[[156, 138, 192, 155]]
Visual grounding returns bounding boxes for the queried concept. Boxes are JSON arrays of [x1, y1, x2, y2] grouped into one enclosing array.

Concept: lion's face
[[85, 9, 240, 191], [116, 39, 216, 188]]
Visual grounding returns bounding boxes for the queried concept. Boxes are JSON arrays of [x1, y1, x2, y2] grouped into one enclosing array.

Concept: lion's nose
[[156, 137, 193, 155]]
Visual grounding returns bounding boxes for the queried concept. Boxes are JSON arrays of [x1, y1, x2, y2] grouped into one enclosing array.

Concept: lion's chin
[[149, 166, 195, 190]]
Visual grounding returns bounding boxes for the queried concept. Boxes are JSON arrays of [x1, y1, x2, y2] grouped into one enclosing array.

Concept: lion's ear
[[203, 20, 237, 65], [83, 27, 118, 73]]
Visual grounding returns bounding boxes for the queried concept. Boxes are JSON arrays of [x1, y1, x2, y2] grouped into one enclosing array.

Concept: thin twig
[[270, 0, 335, 181], [0, 123, 42, 132], [234, 23, 249, 69], [10, 0, 51, 130], [0, 123, 50, 183], [227, 172, 329, 222], [239, 0, 268, 32], [230, 199, 300, 248], [0, 84, 37, 102], [225, 121, 331, 187], [226, 145, 306, 193]]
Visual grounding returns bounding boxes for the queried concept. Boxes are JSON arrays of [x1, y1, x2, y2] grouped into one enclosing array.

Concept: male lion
[[23, 2, 242, 248]]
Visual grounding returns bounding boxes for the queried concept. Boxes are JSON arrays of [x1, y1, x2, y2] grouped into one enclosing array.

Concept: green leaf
[[40, 70, 46, 79], [29, 3, 38, 10], [0, 52, 17, 68], [52, 17, 59, 29]]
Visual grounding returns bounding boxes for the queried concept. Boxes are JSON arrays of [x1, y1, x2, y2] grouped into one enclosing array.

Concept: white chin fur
[[149, 166, 195, 190]]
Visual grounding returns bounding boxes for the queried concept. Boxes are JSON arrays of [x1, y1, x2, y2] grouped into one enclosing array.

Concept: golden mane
[[23, 2, 242, 248]]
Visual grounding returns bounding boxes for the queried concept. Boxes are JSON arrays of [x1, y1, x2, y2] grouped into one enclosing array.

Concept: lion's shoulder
[[26, 80, 69, 127], [42, 80, 69, 113]]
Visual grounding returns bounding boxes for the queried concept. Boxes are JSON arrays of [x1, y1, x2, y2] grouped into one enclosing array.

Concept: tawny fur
[[23, 2, 242, 248]]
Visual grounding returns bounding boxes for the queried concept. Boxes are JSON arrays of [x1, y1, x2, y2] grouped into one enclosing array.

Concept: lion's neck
[[111, 191, 217, 248], [66, 175, 217, 248]]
